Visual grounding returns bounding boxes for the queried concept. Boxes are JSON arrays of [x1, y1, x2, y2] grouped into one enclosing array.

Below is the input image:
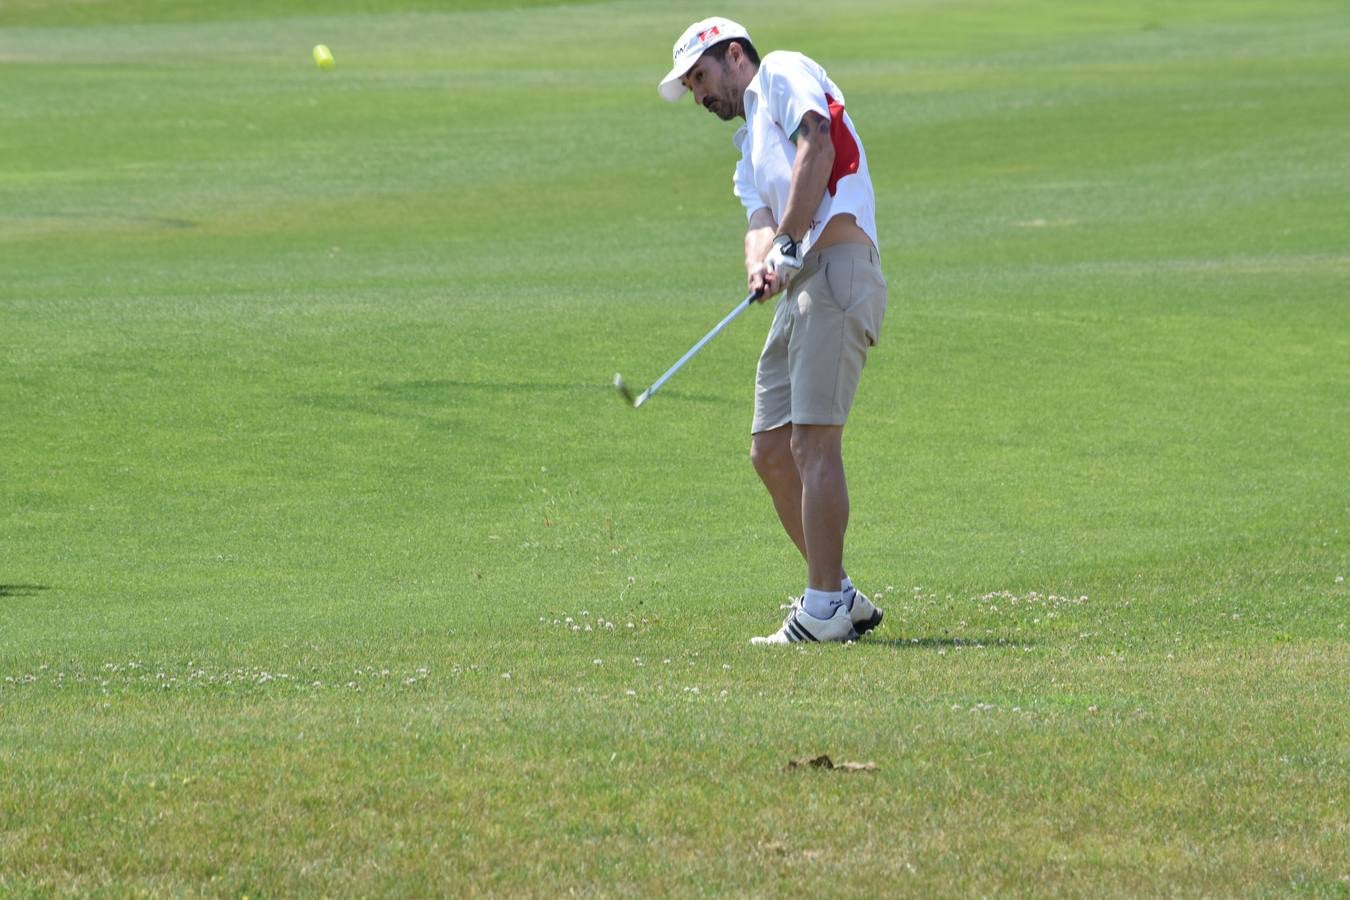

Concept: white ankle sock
[[841, 575, 855, 608], [803, 588, 843, 619]]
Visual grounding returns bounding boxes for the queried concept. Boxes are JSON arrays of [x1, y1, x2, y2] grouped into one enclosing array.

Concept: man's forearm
[[777, 112, 835, 242], [743, 111, 835, 298], [745, 207, 777, 274]]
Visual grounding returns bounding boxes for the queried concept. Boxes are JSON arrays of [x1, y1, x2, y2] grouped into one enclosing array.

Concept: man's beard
[[704, 94, 736, 121]]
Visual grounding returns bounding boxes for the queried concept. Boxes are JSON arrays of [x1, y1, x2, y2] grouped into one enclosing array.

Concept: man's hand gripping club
[[746, 219, 805, 299]]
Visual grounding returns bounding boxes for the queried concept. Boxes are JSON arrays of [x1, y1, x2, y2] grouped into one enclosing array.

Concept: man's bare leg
[[750, 424, 808, 561], [748, 422, 870, 644], [789, 424, 848, 592]]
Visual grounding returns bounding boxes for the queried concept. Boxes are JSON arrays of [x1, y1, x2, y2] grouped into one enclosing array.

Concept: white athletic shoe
[[847, 588, 884, 636], [781, 587, 885, 637], [751, 601, 855, 645]]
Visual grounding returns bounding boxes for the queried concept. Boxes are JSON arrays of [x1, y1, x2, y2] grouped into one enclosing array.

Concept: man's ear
[[726, 41, 743, 68]]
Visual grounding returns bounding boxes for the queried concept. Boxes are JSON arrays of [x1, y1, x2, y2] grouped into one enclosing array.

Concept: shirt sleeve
[[733, 151, 765, 221], [761, 53, 830, 141]]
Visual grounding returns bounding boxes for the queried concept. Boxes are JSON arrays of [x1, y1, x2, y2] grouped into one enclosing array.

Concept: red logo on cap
[[697, 25, 721, 43]]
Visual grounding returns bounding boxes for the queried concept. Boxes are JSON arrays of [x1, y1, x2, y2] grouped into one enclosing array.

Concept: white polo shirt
[[732, 51, 878, 254]]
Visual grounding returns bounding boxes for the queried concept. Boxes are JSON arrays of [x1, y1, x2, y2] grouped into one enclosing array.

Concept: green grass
[[3, 0, 1348, 894]]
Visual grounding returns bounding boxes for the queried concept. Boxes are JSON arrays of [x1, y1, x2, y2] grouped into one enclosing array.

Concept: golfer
[[659, 18, 888, 644]]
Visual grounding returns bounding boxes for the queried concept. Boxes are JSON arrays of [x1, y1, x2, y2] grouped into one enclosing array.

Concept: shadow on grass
[[374, 380, 726, 406], [0, 584, 50, 598], [867, 636, 1032, 650], [376, 380, 591, 400], [297, 380, 727, 420], [28, 212, 195, 229]]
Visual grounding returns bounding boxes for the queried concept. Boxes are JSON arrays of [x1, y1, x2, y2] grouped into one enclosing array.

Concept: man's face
[[681, 52, 742, 121]]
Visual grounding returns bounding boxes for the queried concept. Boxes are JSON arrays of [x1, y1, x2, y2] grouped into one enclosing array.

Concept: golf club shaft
[[643, 291, 759, 402]]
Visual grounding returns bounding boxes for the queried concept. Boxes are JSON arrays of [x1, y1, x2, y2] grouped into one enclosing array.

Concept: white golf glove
[[763, 233, 804, 289]]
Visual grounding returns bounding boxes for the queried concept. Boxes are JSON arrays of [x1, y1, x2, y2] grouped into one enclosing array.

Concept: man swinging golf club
[[659, 18, 889, 644]]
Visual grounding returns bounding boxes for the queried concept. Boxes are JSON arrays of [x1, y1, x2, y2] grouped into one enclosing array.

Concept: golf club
[[614, 288, 763, 409]]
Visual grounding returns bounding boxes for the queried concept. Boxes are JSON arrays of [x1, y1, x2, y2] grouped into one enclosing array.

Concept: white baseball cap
[[658, 17, 752, 102]]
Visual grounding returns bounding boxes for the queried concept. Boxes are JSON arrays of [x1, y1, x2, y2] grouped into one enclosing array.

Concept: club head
[[634, 390, 650, 408], [613, 372, 637, 406]]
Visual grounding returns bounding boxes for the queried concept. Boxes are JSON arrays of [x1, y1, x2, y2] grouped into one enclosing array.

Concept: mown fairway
[[2, 0, 1347, 894]]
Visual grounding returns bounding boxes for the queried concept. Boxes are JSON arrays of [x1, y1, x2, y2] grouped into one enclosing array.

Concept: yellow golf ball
[[312, 44, 335, 71]]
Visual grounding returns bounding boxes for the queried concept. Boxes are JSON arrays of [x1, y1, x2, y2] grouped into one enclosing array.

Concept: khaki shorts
[[752, 242, 888, 433]]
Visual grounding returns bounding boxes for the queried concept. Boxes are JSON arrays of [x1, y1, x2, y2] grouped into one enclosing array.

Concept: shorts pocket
[[840, 257, 886, 348], [823, 256, 862, 313]]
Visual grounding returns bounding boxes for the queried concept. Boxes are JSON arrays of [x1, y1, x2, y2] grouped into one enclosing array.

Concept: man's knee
[[750, 428, 793, 478], [789, 425, 844, 475]]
